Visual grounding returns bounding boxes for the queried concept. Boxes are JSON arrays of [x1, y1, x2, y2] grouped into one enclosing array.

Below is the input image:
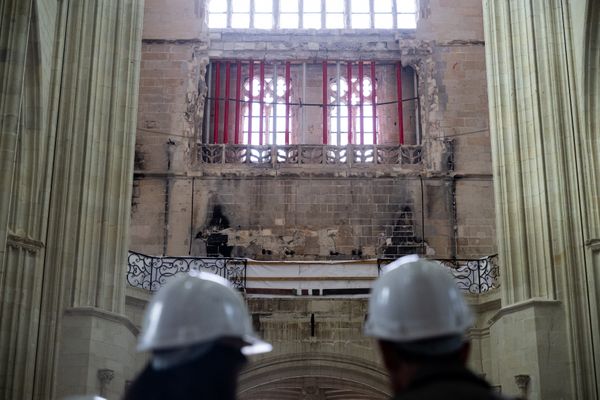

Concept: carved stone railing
[[377, 255, 500, 294], [198, 144, 423, 166], [127, 251, 247, 291]]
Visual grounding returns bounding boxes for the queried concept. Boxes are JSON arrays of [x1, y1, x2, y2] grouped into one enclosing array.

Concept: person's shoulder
[[394, 383, 520, 400]]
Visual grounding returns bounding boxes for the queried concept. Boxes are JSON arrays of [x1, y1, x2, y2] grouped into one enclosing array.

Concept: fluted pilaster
[[0, 0, 33, 277], [34, 0, 145, 398], [484, 0, 596, 398], [484, 0, 573, 305], [0, 1, 47, 399], [582, 0, 600, 395], [42, 0, 143, 313]]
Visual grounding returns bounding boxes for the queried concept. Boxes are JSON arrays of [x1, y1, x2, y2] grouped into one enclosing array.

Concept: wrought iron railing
[[377, 255, 500, 294], [127, 251, 498, 294], [127, 251, 247, 291], [198, 144, 423, 166]]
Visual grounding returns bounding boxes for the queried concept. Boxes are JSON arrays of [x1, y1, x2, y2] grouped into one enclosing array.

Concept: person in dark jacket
[[123, 271, 271, 400], [365, 256, 517, 400]]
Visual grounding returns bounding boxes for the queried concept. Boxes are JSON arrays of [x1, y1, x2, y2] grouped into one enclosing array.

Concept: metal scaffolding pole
[[204, 63, 212, 143], [336, 61, 341, 146], [273, 63, 278, 145]]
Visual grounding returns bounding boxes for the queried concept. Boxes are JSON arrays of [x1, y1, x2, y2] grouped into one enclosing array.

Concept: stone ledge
[[142, 38, 209, 45], [125, 286, 153, 307], [488, 298, 562, 326], [213, 29, 412, 39], [133, 169, 447, 179], [469, 326, 491, 339], [64, 306, 139, 336], [132, 169, 491, 180], [465, 288, 501, 313]]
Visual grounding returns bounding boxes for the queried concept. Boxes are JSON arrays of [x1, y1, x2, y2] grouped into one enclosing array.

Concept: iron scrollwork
[[127, 251, 247, 291], [377, 255, 499, 294], [438, 256, 499, 293]]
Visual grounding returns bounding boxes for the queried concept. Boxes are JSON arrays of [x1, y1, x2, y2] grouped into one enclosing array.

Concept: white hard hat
[[137, 271, 271, 356], [364, 256, 473, 348]]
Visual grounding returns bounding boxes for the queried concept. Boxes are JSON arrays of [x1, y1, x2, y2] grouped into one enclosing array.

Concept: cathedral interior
[[1, 0, 600, 399]]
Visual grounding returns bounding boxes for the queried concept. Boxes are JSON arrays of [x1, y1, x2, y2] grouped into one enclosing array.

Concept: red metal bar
[[248, 60, 254, 144], [285, 61, 291, 145], [396, 62, 404, 145], [223, 61, 231, 144], [234, 61, 241, 144], [213, 62, 221, 143], [370, 61, 377, 144], [347, 62, 353, 144], [259, 61, 265, 145], [358, 61, 364, 145], [322, 61, 328, 144]]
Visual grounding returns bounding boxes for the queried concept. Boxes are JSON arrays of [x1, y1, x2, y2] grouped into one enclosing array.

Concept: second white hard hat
[[364, 256, 473, 345], [137, 271, 271, 356]]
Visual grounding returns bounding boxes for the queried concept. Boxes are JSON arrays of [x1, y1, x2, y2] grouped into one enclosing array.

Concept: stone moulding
[[238, 352, 390, 399], [142, 38, 209, 46], [63, 306, 139, 336], [487, 298, 562, 326]]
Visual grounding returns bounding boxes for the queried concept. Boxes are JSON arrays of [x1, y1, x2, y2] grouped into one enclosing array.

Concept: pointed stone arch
[[238, 353, 391, 400]]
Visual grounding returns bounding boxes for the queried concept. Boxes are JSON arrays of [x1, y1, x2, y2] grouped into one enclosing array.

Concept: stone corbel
[[6, 233, 44, 254], [585, 238, 600, 251], [395, 38, 433, 66]]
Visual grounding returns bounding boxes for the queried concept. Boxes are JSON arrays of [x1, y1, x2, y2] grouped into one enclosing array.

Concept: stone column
[[0, 1, 46, 399], [45, 0, 143, 313], [483, 0, 595, 398], [0, 0, 33, 277], [32, 0, 145, 398], [582, 1, 600, 395]]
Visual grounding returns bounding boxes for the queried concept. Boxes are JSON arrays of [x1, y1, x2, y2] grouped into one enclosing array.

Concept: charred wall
[[130, 173, 484, 260]]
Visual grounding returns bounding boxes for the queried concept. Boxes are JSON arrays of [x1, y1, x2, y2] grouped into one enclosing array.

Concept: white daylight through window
[[208, 0, 418, 30]]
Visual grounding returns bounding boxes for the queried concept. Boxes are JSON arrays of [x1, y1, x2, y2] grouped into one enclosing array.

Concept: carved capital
[[514, 374, 530, 399], [98, 368, 114, 396], [514, 374, 530, 389], [98, 369, 114, 386]]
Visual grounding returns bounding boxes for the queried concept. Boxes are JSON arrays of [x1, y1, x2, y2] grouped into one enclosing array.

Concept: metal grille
[[377, 255, 500, 294], [127, 251, 247, 291]]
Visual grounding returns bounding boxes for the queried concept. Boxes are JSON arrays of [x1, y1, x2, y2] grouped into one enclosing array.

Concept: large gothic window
[[204, 61, 419, 146], [329, 76, 378, 145], [208, 0, 418, 30], [242, 76, 290, 145]]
